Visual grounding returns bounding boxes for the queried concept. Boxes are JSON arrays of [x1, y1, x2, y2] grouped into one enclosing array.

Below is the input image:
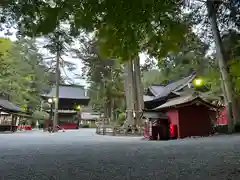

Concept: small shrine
[[142, 72, 219, 140]]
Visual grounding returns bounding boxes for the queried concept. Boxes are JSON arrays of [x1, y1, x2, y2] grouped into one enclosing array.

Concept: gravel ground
[[0, 129, 240, 180]]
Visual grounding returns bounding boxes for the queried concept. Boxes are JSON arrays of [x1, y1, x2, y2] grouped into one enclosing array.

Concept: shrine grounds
[[0, 129, 240, 180]]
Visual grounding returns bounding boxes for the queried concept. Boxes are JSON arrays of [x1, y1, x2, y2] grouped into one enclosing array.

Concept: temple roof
[[41, 84, 90, 100], [142, 111, 168, 119], [0, 99, 21, 112], [143, 95, 154, 102], [144, 72, 197, 103], [154, 94, 217, 110], [147, 85, 165, 96]]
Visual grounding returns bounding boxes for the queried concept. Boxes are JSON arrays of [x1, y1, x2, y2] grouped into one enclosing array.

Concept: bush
[[42, 103, 51, 110], [118, 112, 126, 125], [214, 125, 228, 134], [234, 123, 240, 133], [90, 123, 97, 128], [32, 111, 49, 120], [214, 124, 240, 133]]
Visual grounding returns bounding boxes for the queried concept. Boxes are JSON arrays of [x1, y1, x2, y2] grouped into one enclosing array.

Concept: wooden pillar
[[10, 114, 14, 132]]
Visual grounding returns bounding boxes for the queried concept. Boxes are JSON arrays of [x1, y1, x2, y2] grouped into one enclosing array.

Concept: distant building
[[41, 84, 90, 129], [0, 99, 23, 132]]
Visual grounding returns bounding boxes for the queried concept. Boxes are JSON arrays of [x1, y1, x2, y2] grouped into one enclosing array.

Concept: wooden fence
[[96, 124, 144, 136]]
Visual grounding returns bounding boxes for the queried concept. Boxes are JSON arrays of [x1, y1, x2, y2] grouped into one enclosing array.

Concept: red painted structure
[[216, 106, 227, 125], [59, 123, 78, 130], [143, 112, 171, 140], [166, 105, 213, 138], [153, 95, 217, 139], [144, 122, 177, 139], [16, 125, 32, 131], [143, 95, 218, 140], [143, 74, 218, 139]]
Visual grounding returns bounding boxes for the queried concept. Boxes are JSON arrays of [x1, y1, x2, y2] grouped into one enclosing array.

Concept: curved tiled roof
[[42, 84, 90, 100], [143, 95, 155, 102], [145, 72, 197, 103], [148, 85, 165, 96], [154, 94, 217, 110], [0, 99, 21, 112]]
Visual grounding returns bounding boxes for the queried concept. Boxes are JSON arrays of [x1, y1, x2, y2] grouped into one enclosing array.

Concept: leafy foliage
[[2, 0, 240, 117], [78, 38, 125, 118], [2, 0, 189, 60], [32, 110, 49, 120], [117, 112, 126, 125], [141, 28, 240, 100], [142, 69, 165, 90], [0, 38, 54, 111], [222, 29, 240, 60], [189, 0, 239, 41], [158, 32, 214, 78], [141, 31, 218, 90]]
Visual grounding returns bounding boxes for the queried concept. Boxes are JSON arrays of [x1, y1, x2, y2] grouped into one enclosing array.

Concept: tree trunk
[[207, 0, 238, 132], [53, 50, 60, 131], [133, 56, 144, 127], [103, 80, 108, 118], [128, 60, 135, 126], [104, 101, 108, 118], [107, 99, 112, 121], [132, 61, 138, 127], [111, 99, 115, 121], [11, 115, 16, 132], [219, 73, 227, 104], [123, 61, 134, 126]]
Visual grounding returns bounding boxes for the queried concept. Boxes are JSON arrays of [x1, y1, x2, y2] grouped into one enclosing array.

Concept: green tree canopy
[[2, 0, 189, 60], [78, 39, 125, 118], [0, 38, 54, 111]]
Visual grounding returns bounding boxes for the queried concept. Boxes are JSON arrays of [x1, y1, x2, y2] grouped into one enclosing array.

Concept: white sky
[[0, 30, 147, 87]]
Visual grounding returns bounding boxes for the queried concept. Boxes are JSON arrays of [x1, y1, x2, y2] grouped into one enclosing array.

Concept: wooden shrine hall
[[41, 84, 90, 129], [142, 72, 218, 140]]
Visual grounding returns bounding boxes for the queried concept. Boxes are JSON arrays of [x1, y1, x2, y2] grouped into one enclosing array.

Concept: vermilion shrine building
[[143, 72, 218, 139]]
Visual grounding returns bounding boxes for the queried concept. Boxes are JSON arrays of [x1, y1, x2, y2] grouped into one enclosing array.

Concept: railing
[[96, 124, 115, 135], [96, 124, 144, 136], [46, 109, 78, 113]]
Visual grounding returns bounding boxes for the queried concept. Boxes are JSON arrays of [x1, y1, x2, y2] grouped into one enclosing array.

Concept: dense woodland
[[0, 38, 56, 111], [0, 0, 240, 128]]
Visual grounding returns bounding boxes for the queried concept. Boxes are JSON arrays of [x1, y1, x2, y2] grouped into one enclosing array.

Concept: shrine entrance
[[143, 111, 170, 140], [151, 118, 170, 140]]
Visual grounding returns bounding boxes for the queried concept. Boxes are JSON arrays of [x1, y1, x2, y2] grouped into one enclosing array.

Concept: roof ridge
[[147, 73, 197, 101], [0, 99, 21, 112], [154, 93, 216, 110], [170, 73, 197, 91], [50, 84, 85, 88], [60, 84, 85, 87], [151, 84, 165, 87], [168, 73, 195, 85], [150, 72, 196, 88]]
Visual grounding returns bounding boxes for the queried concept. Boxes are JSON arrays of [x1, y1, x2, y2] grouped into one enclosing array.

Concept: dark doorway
[[159, 119, 170, 140], [151, 118, 170, 140]]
